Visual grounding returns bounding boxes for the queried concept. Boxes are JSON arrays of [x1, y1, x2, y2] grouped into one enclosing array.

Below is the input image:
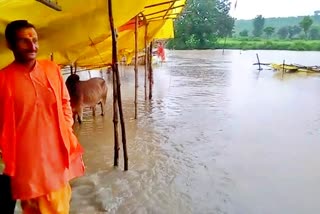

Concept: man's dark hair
[[5, 20, 36, 48]]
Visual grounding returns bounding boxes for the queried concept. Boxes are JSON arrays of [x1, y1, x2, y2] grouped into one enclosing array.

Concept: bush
[[263, 41, 273, 49], [169, 37, 320, 51], [291, 41, 308, 50], [250, 37, 263, 42]]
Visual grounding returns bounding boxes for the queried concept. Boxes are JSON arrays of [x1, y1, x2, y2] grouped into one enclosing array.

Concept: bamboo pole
[[282, 60, 285, 79], [148, 41, 154, 100], [256, 53, 262, 71], [74, 63, 78, 74], [134, 15, 139, 119], [222, 36, 227, 55], [70, 65, 73, 75], [109, 5, 120, 168], [140, 13, 148, 100], [108, 0, 128, 170], [144, 23, 149, 100], [112, 62, 120, 167]]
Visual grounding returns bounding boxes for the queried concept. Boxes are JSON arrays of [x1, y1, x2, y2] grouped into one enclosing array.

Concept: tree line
[[167, 0, 320, 50], [239, 15, 320, 40]]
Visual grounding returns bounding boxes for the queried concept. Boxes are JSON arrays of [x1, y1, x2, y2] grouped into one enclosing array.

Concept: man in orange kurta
[[0, 20, 85, 213], [156, 42, 165, 62]]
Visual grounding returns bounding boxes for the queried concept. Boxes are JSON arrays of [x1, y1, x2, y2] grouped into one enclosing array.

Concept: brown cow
[[65, 74, 108, 123]]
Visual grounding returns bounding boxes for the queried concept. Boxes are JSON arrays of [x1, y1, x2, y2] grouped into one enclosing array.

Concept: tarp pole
[[134, 15, 139, 119], [144, 23, 149, 100], [74, 63, 78, 74], [148, 41, 154, 100], [108, 0, 128, 170]]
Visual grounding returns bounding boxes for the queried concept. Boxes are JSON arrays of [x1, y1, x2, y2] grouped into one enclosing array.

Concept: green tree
[[263, 26, 275, 38], [252, 15, 265, 37], [215, 0, 235, 38], [277, 26, 289, 39], [168, 0, 234, 49], [239, 29, 249, 37], [309, 27, 320, 40], [185, 34, 200, 48], [170, 0, 217, 49], [299, 16, 313, 38], [288, 25, 302, 39]]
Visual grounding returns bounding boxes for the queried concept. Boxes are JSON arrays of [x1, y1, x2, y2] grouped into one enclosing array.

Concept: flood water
[[67, 50, 320, 214]]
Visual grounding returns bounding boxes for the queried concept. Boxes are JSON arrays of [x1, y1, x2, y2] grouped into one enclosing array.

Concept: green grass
[[216, 38, 320, 51]]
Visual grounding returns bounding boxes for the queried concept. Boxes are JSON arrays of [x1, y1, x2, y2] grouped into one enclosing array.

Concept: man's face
[[11, 27, 39, 63]]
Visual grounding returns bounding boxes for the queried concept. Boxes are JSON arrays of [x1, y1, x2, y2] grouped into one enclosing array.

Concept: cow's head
[[65, 74, 80, 96]]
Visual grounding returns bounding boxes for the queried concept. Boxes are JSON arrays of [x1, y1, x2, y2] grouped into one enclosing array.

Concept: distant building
[[314, 10, 320, 16]]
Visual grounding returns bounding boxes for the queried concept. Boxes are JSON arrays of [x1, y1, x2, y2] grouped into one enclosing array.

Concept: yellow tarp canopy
[[0, 0, 185, 69], [73, 19, 174, 68]]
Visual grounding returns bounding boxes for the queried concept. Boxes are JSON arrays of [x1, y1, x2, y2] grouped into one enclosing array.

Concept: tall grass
[[216, 38, 320, 51]]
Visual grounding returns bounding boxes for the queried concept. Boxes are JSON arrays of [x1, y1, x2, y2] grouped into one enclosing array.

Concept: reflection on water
[[67, 50, 320, 214]]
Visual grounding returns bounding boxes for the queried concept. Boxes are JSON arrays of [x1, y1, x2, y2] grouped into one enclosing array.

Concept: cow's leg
[[101, 95, 107, 116], [100, 102, 104, 116], [78, 107, 83, 124], [73, 113, 77, 123], [92, 106, 96, 117]]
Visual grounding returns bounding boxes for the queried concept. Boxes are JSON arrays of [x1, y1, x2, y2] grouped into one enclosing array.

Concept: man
[[0, 20, 85, 213], [156, 42, 165, 62]]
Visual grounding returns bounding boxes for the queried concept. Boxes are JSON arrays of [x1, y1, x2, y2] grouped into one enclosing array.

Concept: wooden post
[[50, 53, 54, 61], [70, 65, 73, 74], [256, 53, 262, 70], [144, 23, 148, 100], [148, 41, 153, 100], [282, 60, 285, 79], [134, 15, 139, 119], [74, 63, 78, 74], [222, 36, 227, 55], [108, 0, 128, 170], [112, 62, 120, 167]]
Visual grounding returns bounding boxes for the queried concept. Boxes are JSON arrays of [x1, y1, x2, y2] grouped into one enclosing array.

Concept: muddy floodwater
[[21, 49, 320, 214]]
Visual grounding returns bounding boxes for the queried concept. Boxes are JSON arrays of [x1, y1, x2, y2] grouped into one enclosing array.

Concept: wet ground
[[12, 49, 320, 214]]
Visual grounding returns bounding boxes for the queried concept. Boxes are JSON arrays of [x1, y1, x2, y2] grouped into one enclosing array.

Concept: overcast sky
[[229, 0, 320, 20]]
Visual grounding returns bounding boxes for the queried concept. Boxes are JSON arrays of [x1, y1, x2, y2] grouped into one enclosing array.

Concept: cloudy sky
[[229, 0, 320, 20]]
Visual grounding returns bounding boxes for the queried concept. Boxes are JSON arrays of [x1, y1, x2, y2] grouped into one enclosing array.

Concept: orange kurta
[[0, 60, 84, 200], [157, 44, 165, 61]]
